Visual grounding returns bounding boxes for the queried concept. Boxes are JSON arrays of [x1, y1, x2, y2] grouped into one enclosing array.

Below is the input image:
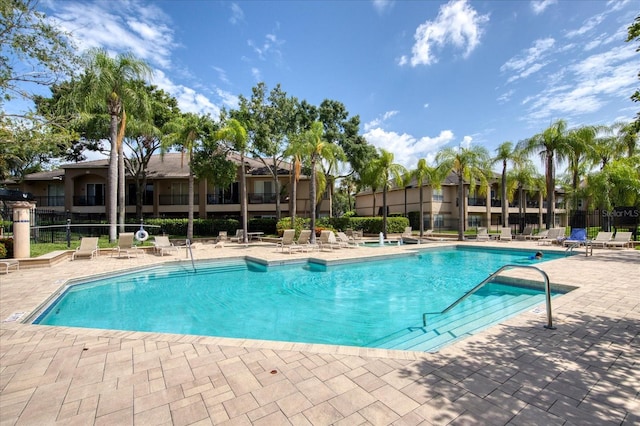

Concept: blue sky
[[36, 0, 638, 170]]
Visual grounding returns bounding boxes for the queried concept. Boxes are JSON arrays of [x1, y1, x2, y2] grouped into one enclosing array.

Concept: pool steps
[[371, 284, 550, 352]]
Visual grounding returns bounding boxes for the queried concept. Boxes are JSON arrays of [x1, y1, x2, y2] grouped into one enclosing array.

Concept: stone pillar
[[9, 201, 35, 258]]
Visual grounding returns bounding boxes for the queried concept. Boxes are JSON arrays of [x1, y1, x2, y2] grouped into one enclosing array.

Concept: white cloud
[[501, 37, 555, 82], [530, 0, 557, 15], [248, 32, 285, 61], [48, 1, 175, 68], [524, 44, 637, 121], [364, 110, 399, 131], [152, 70, 221, 118], [212, 66, 231, 85], [251, 67, 262, 81], [404, 0, 489, 67], [363, 128, 455, 168], [565, 13, 606, 38], [372, 0, 394, 15], [229, 3, 245, 25]]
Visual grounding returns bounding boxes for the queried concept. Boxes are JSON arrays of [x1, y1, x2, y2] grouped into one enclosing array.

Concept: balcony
[[467, 197, 486, 207], [73, 196, 105, 206], [248, 193, 287, 204], [207, 194, 239, 205], [33, 196, 65, 207], [159, 194, 199, 205]]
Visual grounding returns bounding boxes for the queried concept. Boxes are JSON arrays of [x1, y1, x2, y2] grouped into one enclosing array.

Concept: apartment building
[[4, 152, 329, 220], [354, 173, 567, 231]]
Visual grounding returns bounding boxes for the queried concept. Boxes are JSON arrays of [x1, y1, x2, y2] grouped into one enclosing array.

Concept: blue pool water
[[34, 247, 567, 352]]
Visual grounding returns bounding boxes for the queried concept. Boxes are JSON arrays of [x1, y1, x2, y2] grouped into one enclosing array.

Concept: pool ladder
[[185, 239, 196, 272], [422, 264, 555, 330]]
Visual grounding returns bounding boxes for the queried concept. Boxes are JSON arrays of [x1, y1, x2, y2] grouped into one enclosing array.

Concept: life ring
[[135, 230, 149, 242]]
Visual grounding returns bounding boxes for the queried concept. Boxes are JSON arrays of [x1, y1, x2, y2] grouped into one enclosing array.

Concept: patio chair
[[336, 231, 359, 248], [277, 229, 297, 252], [589, 231, 613, 248], [529, 229, 549, 241], [562, 228, 587, 247], [229, 229, 244, 243], [111, 232, 141, 258], [153, 236, 179, 256], [212, 231, 227, 248], [319, 230, 341, 251], [72, 237, 99, 260], [0, 259, 19, 274], [517, 225, 534, 240], [499, 227, 513, 242], [288, 229, 318, 253], [538, 228, 564, 245], [605, 231, 633, 249], [476, 227, 490, 242]]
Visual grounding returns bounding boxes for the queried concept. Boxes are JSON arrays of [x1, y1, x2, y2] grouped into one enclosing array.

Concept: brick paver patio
[[1, 240, 638, 425]]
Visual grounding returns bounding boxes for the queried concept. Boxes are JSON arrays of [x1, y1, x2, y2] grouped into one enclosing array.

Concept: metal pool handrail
[[422, 264, 555, 329], [186, 239, 196, 272]]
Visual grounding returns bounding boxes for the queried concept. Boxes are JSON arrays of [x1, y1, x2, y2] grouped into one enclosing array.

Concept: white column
[[10, 201, 35, 258]]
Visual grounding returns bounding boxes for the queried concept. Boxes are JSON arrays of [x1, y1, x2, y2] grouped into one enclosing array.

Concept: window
[[432, 189, 443, 202], [86, 183, 104, 206], [468, 215, 482, 227], [433, 214, 444, 228], [47, 184, 64, 206]]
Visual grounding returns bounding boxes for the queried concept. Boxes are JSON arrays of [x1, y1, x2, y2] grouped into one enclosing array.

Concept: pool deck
[[1, 239, 638, 425]]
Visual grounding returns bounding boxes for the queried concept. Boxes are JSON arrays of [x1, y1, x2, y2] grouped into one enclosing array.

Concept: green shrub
[[0, 242, 6, 258], [276, 217, 308, 237], [0, 238, 14, 258]]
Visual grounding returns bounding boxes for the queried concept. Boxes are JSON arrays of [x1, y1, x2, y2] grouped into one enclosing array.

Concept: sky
[[30, 0, 640, 171]]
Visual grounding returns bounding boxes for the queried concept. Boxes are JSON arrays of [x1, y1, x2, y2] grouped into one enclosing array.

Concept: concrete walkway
[[1, 240, 638, 425]]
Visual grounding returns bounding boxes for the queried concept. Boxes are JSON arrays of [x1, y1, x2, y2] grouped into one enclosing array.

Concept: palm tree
[[371, 148, 407, 237], [216, 118, 249, 243], [284, 133, 307, 225], [360, 159, 384, 217], [162, 113, 212, 241], [566, 125, 597, 211], [74, 49, 151, 242], [508, 159, 539, 232], [518, 119, 571, 229], [409, 159, 447, 237], [299, 121, 343, 243], [436, 145, 490, 241], [492, 141, 523, 227]]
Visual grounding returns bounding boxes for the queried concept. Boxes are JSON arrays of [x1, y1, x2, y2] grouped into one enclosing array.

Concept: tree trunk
[[458, 175, 465, 241], [546, 153, 555, 229], [118, 143, 125, 233], [419, 184, 424, 237], [187, 168, 194, 241], [502, 161, 508, 227], [240, 153, 248, 244], [108, 114, 118, 243], [382, 185, 388, 237], [309, 158, 317, 244]]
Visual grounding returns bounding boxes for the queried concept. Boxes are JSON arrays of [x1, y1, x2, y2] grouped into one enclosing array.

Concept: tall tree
[[626, 14, 640, 131], [213, 118, 250, 243], [566, 125, 597, 210], [0, 0, 77, 116], [371, 148, 407, 237], [409, 159, 448, 237], [72, 49, 151, 242], [436, 145, 490, 241], [162, 113, 214, 241], [518, 119, 570, 229], [298, 121, 343, 243], [508, 159, 540, 231], [124, 84, 181, 219], [492, 141, 522, 227]]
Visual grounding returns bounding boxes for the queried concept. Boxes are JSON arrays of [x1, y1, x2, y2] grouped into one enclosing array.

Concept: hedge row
[[277, 216, 410, 236], [144, 218, 278, 237], [0, 238, 14, 258]]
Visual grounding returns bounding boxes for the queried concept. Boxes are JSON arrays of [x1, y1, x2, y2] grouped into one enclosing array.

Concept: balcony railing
[[33, 195, 65, 207], [467, 197, 486, 206], [248, 193, 287, 204], [73, 196, 105, 206], [207, 194, 239, 205], [159, 194, 199, 205]]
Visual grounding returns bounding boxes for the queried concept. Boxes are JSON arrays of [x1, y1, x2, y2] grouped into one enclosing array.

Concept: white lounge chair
[[289, 229, 318, 253], [72, 237, 99, 260], [277, 229, 297, 252], [336, 231, 359, 248], [229, 229, 244, 243], [538, 228, 565, 245], [153, 236, 179, 256], [517, 225, 534, 240], [529, 229, 549, 241], [0, 259, 19, 274], [589, 231, 613, 248], [111, 232, 141, 258], [499, 227, 512, 242], [476, 227, 490, 242], [605, 231, 632, 249], [319, 230, 341, 250]]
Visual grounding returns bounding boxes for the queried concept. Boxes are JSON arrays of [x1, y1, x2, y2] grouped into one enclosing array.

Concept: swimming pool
[[33, 247, 569, 352]]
